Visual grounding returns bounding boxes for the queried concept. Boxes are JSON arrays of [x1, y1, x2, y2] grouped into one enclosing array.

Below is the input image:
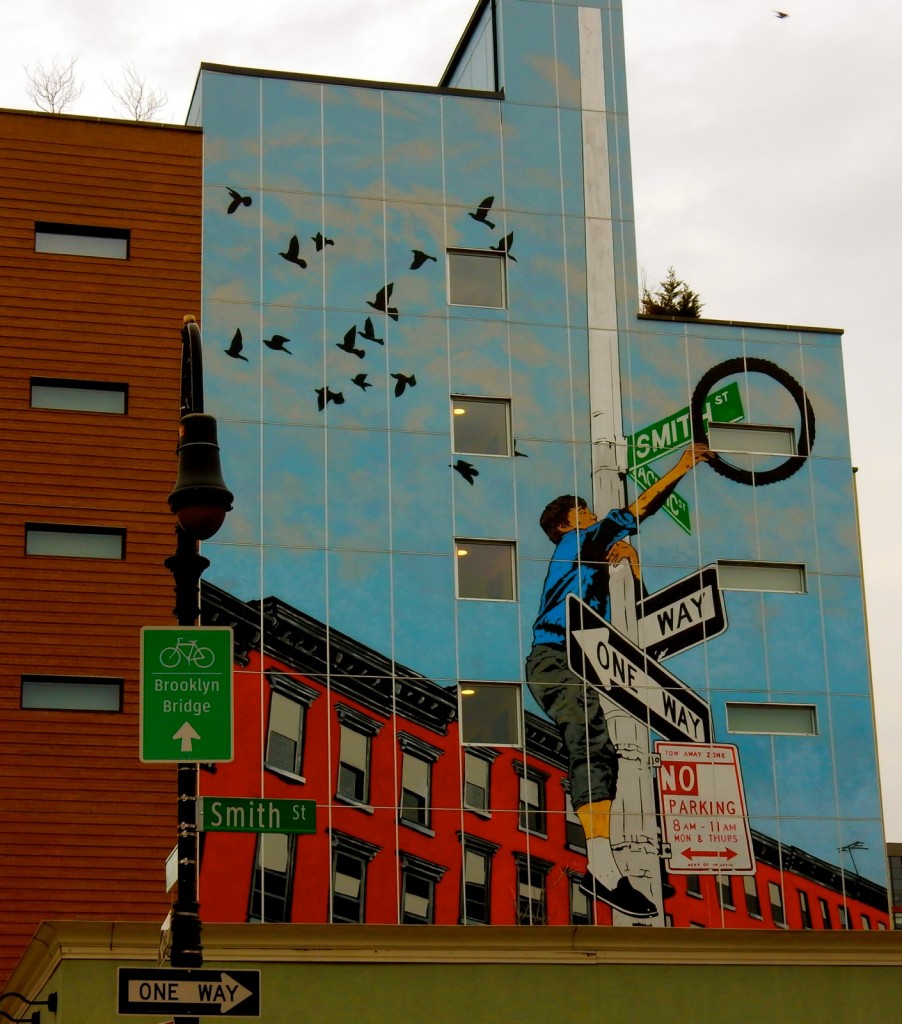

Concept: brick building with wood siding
[[0, 109, 201, 983]]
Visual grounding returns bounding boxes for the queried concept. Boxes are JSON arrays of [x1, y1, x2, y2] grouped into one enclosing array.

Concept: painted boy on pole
[[526, 442, 711, 917]]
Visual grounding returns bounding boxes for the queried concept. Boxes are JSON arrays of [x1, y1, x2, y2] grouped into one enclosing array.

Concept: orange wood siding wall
[[0, 110, 202, 984]]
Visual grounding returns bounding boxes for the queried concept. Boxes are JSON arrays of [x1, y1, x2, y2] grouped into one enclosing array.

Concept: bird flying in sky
[[337, 326, 366, 358], [279, 235, 307, 268], [263, 334, 292, 354], [224, 328, 248, 361], [468, 196, 496, 229], [452, 459, 479, 485], [367, 283, 399, 321], [410, 249, 437, 270], [226, 188, 252, 214], [316, 387, 345, 411]]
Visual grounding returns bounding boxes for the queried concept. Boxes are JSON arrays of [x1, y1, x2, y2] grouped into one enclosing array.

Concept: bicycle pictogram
[[159, 637, 215, 669]]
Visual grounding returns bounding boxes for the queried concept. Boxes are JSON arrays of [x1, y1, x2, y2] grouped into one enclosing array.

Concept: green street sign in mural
[[628, 381, 744, 471], [627, 382, 745, 533]]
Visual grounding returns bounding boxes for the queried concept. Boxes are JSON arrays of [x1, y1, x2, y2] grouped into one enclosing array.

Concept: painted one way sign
[[118, 968, 260, 1017], [567, 594, 712, 742], [637, 564, 727, 662]]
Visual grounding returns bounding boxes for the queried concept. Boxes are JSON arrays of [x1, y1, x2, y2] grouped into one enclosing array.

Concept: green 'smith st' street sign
[[626, 381, 746, 534], [140, 626, 233, 763], [627, 381, 745, 471], [199, 796, 317, 834]]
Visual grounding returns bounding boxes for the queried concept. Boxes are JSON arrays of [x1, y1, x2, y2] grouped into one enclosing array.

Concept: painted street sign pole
[[199, 796, 317, 834], [567, 594, 712, 743], [655, 742, 756, 874], [637, 564, 728, 661], [140, 626, 234, 762], [117, 968, 260, 1017]]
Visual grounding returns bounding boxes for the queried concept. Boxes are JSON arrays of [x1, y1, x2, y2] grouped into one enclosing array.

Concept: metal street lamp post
[[164, 316, 233, 975]]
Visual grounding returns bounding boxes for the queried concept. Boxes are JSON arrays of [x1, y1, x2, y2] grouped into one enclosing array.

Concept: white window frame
[[35, 221, 130, 259], [717, 560, 807, 594], [25, 523, 125, 559], [21, 674, 122, 712], [455, 539, 517, 601], [726, 701, 818, 736], [451, 396, 512, 457], [30, 377, 128, 414], [447, 248, 507, 308]]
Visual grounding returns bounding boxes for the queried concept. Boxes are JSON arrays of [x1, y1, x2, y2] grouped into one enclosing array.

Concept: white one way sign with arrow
[[118, 967, 261, 1017]]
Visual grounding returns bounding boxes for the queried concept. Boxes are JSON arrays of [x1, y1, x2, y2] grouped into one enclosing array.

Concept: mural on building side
[[193, 0, 887, 929]]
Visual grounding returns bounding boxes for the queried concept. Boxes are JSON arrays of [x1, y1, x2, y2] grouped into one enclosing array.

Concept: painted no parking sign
[[656, 742, 756, 874]]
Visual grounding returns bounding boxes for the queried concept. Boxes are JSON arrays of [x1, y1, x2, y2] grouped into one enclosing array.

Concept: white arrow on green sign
[[140, 626, 234, 763]]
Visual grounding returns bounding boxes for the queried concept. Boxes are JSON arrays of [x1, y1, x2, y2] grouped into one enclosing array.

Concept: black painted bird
[[367, 283, 399, 321], [316, 387, 345, 411], [359, 317, 383, 345], [468, 196, 496, 229], [263, 334, 292, 354], [410, 249, 437, 270], [337, 326, 366, 358], [390, 372, 417, 397], [452, 459, 479, 485], [226, 188, 252, 214], [514, 446, 529, 458], [773, 10, 789, 16], [312, 232, 334, 251], [352, 373, 373, 391], [490, 232, 517, 262], [224, 328, 248, 361], [279, 235, 307, 269]]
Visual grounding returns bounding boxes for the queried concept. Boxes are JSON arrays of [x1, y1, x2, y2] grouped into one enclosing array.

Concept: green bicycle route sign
[[140, 626, 234, 763]]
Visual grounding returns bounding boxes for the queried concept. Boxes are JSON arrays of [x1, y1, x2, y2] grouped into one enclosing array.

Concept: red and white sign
[[655, 742, 756, 874]]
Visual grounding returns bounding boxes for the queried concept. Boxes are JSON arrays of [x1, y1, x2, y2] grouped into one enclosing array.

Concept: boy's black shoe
[[579, 873, 657, 918]]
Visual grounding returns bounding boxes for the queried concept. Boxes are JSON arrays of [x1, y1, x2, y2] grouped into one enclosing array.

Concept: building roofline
[[197, 61, 502, 101], [637, 312, 843, 335], [0, 106, 201, 131], [439, 0, 494, 87]]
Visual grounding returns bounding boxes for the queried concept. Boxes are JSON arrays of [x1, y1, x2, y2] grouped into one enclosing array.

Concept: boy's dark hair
[[540, 494, 588, 543]]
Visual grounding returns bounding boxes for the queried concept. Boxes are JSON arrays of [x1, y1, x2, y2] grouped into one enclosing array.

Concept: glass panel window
[[248, 833, 294, 922], [743, 875, 761, 917], [564, 792, 586, 853], [266, 692, 304, 776], [31, 377, 127, 413], [518, 768, 547, 836], [459, 682, 521, 745], [448, 249, 506, 307], [686, 874, 702, 899], [769, 882, 786, 927], [570, 876, 591, 925], [838, 904, 851, 930], [726, 702, 818, 736], [35, 221, 129, 259], [717, 875, 734, 910], [799, 889, 813, 929], [337, 724, 370, 803], [514, 855, 550, 925], [717, 560, 806, 593], [451, 396, 511, 456], [25, 524, 125, 559], [455, 539, 516, 600], [708, 423, 796, 456], [820, 897, 833, 929], [21, 675, 121, 712], [400, 752, 430, 828], [464, 751, 491, 812], [399, 855, 446, 925], [463, 848, 490, 924], [332, 851, 366, 923]]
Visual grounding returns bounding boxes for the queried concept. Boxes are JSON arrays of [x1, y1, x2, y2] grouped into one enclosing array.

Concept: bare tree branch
[[107, 61, 168, 121], [24, 56, 84, 113]]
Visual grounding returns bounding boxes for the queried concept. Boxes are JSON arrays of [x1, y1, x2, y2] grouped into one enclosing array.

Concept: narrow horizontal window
[[26, 524, 125, 559], [459, 682, 521, 746], [31, 377, 128, 414], [35, 222, 129, 259], [21, 675, 122, 712], [726, 702, 818, 736], [708, 423, 796, 456], [456, 540, 516, 600], [452, 396, 511, 456], [448, 250, 506, 308], [717, 560, 806, 594]]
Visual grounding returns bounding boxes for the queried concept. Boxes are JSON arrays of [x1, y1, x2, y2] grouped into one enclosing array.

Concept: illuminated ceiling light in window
[[457, 548, 469, 557]]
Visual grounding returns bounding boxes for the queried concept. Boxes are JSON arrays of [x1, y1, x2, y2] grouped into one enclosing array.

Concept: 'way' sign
[[567, 595, 712, 742], [118, 968, 261, 1017], [656, 742, 755, 874], [638, 565, 728, 661]]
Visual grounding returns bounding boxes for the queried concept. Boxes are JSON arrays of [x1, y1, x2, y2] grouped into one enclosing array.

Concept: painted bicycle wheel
[[690, 357, 815, 485]]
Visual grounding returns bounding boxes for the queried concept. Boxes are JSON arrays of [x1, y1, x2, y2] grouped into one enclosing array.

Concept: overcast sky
[[3, 0, 900, 841]]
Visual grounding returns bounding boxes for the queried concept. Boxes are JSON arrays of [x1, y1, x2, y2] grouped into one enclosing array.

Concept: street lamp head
[[168, 412, 234, 540]]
